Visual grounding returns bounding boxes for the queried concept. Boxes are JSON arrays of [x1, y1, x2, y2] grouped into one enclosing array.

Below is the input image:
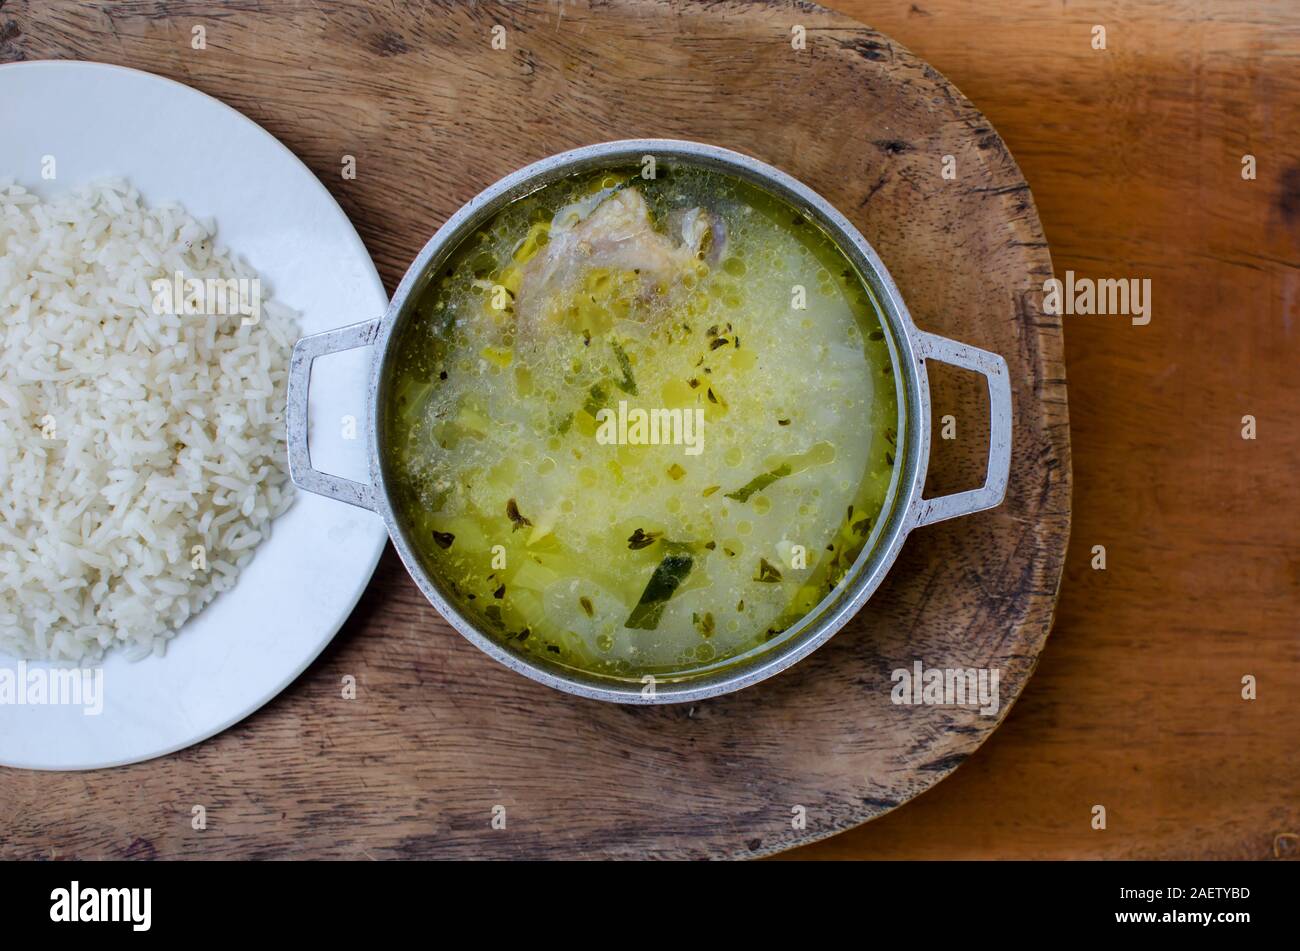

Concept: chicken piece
[[514, 187, 722, 335]]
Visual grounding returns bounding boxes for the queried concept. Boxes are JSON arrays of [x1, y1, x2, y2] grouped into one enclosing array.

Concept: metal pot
[[286, 139, 1011, 704]]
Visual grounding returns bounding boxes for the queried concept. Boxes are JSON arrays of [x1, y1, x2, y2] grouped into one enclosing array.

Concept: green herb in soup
[[383, 164, 900, 681]]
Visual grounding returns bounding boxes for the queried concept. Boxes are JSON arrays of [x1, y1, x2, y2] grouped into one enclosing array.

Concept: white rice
[[0, 179, 298, 662]]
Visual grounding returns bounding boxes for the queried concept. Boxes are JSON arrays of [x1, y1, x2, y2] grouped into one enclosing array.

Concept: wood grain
[[5, 0, 1072, 860], [794, 0, 1300, 860]]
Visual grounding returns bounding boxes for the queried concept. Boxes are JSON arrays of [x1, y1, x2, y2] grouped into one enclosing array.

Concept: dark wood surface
[[44, 0, 1294, 862]]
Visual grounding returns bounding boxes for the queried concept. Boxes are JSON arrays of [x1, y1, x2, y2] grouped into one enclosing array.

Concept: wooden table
[[797, 0, 1300, 860], [2, 0, 1296, 860]]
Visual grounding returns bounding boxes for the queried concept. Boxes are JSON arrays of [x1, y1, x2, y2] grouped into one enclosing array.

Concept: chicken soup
[[383, 162, 900, 681]]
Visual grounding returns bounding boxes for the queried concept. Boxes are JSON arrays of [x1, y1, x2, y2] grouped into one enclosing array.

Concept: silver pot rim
[[287, 138, 1012, 704]]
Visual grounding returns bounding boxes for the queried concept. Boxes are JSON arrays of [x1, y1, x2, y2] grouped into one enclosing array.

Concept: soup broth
[[383, 162, 900, 681]]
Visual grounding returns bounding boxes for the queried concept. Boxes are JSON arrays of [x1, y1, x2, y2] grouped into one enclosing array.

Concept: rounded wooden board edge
[[748, 0, 1071, 858], [0, 0, 1073, 861]]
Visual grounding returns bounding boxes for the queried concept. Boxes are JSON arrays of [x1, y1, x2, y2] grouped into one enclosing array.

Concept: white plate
[[0, 61, 389, 770]]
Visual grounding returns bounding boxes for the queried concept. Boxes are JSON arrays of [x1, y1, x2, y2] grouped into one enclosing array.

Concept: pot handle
[[286, 318, 382, 512], [910, 330, 1012, 528]]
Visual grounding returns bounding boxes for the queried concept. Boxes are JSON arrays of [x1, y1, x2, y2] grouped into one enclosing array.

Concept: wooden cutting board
[[0, 0, 1069, 859]]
